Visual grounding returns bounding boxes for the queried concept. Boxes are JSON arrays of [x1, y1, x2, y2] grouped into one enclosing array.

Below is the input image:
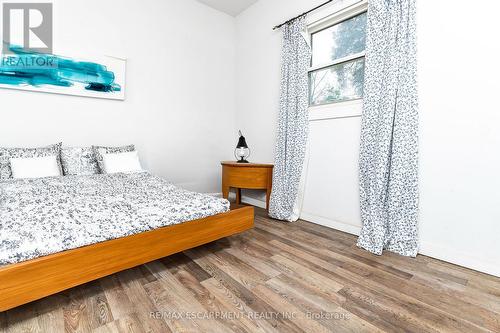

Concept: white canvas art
[[0, 47, 126, 100]]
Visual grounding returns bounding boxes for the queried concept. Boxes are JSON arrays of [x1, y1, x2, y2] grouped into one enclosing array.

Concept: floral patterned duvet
[[0, 172, 229, 266]]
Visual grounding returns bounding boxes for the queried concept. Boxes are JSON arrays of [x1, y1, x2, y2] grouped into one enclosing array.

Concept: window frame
[[307, 1, 368, 109]]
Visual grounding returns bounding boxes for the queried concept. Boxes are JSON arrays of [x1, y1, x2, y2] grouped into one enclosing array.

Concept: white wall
[[0, 0, 237, 193], [417, 0, 500, 276], [235, 0, 500, 276], [301, 113, 362, 236]]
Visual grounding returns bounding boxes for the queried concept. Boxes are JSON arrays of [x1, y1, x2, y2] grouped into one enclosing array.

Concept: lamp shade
[[236, 132, 248, 149], [235, 130, 250, 163]]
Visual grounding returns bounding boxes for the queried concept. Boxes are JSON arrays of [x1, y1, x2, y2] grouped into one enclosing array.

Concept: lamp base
[[237, 159, 249, 163]]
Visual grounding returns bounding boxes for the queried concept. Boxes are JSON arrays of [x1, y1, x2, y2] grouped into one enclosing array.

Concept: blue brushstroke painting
[[0, 46, 121, 93]]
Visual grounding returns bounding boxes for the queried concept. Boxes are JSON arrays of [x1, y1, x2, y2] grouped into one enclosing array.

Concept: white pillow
[[102, 150, 143, 174], [10, 155, 62, 179]]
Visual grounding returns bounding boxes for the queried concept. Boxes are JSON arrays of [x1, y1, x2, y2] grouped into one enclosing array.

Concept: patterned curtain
[[357, 0, 419, 256], [269, 17, 311, 222]]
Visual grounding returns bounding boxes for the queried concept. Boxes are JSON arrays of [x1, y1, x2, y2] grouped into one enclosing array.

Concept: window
[[309, 11, 367, 106]]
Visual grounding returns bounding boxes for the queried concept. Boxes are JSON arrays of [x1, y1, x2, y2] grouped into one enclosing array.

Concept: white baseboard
[[300, 211, 361, 236], [241, 195, 499, 277], [241, 195, 267, 209], [419, 241, 500, 277]]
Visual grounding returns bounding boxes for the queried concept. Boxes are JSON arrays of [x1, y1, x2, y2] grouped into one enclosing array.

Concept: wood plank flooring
[[1, 207, 499, 333]]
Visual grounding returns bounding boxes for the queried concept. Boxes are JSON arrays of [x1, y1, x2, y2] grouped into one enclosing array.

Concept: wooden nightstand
[[221, 161, 274, 210]]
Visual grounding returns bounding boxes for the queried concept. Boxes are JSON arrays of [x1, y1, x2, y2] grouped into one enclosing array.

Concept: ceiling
[[196, 0, 257, 17]]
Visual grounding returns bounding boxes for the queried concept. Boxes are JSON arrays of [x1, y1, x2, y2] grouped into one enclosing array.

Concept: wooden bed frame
[[0, 206, 254, 312]]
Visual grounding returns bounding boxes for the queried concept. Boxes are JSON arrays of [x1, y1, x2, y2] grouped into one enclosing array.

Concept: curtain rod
[[272, 0, 335, 30]]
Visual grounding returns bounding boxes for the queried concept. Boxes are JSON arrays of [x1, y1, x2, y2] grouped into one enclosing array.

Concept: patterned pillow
[[60, 147, 99, 176], [0, 143, 63, 180], [93, 144, 135, 173], [0, 157, 11, 180]]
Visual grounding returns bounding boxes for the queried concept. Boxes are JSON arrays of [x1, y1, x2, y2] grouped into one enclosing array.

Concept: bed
[[0, 172, 254, 312]]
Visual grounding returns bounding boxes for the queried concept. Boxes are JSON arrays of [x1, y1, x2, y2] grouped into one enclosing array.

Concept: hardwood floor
[[1, 207, 499, 333]]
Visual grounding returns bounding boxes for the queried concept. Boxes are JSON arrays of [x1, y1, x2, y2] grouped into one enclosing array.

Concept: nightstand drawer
[[222, 166, 269, 189]]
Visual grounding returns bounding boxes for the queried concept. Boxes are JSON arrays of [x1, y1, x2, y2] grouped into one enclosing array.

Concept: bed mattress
[[0, 172, 230, 266]]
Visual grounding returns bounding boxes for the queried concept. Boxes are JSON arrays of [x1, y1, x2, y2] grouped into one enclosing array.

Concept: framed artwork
[[0, 46, 126, 100]]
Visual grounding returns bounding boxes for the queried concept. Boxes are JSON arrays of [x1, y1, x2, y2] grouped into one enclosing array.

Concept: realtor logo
[[2, 3, 53, 53]]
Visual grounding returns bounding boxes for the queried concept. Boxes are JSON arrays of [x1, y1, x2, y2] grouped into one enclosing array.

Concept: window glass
[[311, 12, 367, 68], [309, 58, 365, 106]]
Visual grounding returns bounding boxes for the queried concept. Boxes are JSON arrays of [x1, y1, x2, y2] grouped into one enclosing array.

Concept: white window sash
[[307, 0, 368, 35], [308, 51, 365, 73], [306, 0, 368, 113]]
